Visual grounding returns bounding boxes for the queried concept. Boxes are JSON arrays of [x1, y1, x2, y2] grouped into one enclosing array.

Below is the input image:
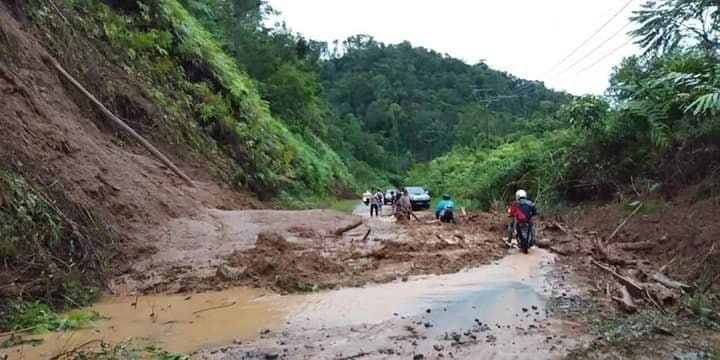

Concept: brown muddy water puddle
[[7, 249, 564, 359], [7, 289, 298, 359]]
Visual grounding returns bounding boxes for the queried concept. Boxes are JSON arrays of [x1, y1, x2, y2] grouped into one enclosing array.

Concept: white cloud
[[268, 0, 643, 95]]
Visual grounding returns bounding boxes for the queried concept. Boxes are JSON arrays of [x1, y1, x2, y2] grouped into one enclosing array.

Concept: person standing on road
[[395, 190, 412, 222], [375, 190, 385, 216], [369, 190, 381, 217]]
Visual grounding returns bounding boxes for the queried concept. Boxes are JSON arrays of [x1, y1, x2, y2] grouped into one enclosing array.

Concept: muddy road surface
[[10, 248, 586, 360], [112, 205, 508, 294], [198, 248, 587, 360], [5, 206, 591, 359]]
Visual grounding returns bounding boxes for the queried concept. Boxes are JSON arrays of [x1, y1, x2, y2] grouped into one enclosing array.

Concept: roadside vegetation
[[0, 169, 103, 330], [409, 0, 720, 210]]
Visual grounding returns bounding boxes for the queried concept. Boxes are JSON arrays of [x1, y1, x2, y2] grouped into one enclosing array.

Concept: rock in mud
[[216, 264, 247, 281], [413, 354, 425, 360], [433, 344, 445, 351]]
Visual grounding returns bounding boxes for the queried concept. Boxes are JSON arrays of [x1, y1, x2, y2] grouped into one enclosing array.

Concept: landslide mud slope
[[0, 2, 254, 284]]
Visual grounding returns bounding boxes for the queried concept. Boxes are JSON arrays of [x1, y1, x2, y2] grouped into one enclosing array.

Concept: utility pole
[[473, 88, 521, 143]]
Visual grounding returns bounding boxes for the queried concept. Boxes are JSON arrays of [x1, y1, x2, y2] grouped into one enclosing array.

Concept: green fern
[[688, 91, 720, 115], [622, 100, 672, 149]]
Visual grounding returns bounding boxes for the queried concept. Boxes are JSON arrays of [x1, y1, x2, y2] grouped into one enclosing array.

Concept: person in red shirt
[[508, 189, 537, 250], [508, 189, 536, 222]]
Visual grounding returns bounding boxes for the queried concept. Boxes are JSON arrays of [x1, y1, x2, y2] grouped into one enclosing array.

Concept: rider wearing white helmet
[[510, 189, 536, 223]]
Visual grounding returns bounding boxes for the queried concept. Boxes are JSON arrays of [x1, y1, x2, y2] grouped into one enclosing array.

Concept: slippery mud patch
[[199, 248, 588, 359], [5, 249, 587, 359]]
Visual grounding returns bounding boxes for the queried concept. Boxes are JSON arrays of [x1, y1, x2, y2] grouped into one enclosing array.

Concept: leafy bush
[[0, 171, 63, 260], [1, 300, 101, 333]]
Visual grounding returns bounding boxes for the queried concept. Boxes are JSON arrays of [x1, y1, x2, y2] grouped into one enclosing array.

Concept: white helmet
[[515, 189, 527, 201]]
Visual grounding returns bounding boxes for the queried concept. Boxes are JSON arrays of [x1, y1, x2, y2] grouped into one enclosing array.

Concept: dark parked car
[[405, 186, 431, 210]]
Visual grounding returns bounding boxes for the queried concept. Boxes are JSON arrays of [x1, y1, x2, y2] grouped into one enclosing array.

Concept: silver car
[[405, 186, 431, 210]]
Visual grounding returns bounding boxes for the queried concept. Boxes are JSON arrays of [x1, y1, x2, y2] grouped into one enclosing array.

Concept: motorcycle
[[507, 218, 534, 254], [439, 207, 456, 224]]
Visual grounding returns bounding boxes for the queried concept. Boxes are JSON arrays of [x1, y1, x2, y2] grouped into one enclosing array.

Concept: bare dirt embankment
[[527, 188, 720, 359], [0, 1, 257, 300]]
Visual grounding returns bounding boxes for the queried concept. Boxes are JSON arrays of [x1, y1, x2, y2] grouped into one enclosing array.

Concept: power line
[[558, 21, 634, 75], [575, 37, 634, 75], [546, 0, 635, 74]]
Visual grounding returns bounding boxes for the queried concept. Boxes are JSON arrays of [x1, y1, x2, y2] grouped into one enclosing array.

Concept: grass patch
[[1, 300, 102, 334], [277, 194, 361, 212], [325, 199, 359, 213]]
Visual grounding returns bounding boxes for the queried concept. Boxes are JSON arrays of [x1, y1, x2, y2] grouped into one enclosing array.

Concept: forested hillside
[[179, 0, 572, 186], [320, 37, 571, 171], [409, 0, 720, 210]]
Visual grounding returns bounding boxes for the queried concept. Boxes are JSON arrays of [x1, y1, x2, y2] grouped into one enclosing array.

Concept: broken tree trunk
[[594, 237, 633, 266], [651, 272, 691, 292], [592, 260, 645, 298], [51, 61, 194, 187], [612, 286, 638, 313], [334, 220, 363, 236]]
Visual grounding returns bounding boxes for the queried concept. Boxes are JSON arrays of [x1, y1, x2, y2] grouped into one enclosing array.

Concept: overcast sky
[[268, 0, 643, 96]]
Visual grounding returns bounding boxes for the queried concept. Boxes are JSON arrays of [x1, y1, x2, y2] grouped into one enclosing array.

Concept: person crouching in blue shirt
[[435, 194, 456, 224]]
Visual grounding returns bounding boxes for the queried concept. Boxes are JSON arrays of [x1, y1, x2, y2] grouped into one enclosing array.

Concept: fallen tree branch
[[360, 228, 372, 242], [51, 60, 194, 187], [700, 241, 717, 268], [592, 260, 644, 298], [338, 351, 371, 360], [0, 326, 36, 338], [651, 273, 691, 292], [193, 301, 237, 315], [617, 241, 654, 251], [335, 220, 363, 236], [658, 255, 678, 274], [435, 234, 450, 244], [594, 237, 633, 266], [645, 288, 666, 314], [612, 286, 637, 313], [410, 211, 421, 221], [608, 203, 643, 241], [701, 272, 720, 293], [48, 339, 102, 360]]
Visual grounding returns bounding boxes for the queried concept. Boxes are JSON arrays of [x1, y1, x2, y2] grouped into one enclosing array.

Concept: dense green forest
[[17, 0, 719, 206], [409, 0, 720, 209], [177, 0, 572, 187], [319, 37, 571, 171]]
